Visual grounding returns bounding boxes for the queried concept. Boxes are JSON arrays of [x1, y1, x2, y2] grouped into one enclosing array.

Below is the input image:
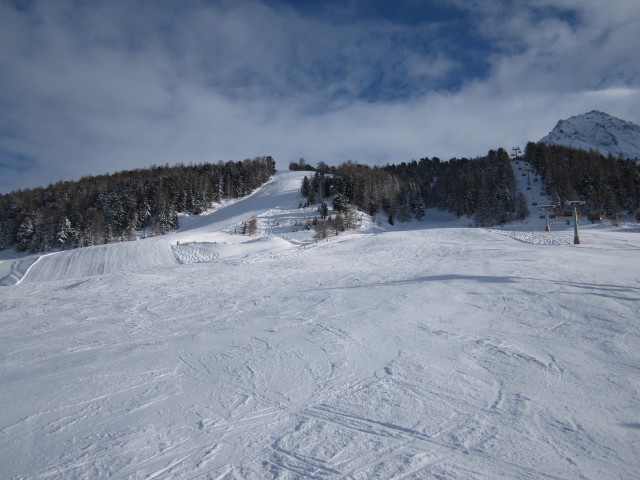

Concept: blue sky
[[1, 0, 639, 192]]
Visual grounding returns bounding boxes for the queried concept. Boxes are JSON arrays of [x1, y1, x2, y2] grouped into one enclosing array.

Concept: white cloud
[[0, 0, 639, 193]]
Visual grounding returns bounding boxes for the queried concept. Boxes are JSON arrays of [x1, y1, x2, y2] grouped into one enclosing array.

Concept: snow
[[0, 254, 39, 286], [1, 171, 640, 479], [540, 110, 640, 160], [488, 229, 571, 245], [172, 236, 295, 264]]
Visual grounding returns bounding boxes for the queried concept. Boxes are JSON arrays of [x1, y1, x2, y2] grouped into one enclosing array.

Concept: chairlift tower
[[511, 146, 522, 160], [538, 204, 556, 232], [566, 201, 586, 244], [612, 211, 624, 227]]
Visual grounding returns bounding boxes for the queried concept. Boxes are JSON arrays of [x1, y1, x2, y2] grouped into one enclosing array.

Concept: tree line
[[299, 149, 525, 227], [0, 157, 275, 253], [524, 142, 640, 214], [299, 143, 640, 228]]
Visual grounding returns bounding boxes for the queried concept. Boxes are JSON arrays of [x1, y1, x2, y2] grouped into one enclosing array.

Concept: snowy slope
[[1, 171, 639, 479], [1, 172, 315, 285], [540, 110, 640, 159]]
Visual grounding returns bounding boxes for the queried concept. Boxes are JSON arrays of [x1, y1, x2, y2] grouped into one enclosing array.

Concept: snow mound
[[172, 236, 295, 264], [489, 229, 571, 246], [14, 240, 179, 283]]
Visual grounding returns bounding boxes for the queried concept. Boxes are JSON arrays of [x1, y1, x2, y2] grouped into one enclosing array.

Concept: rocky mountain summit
[[540, 110, 640, 160]]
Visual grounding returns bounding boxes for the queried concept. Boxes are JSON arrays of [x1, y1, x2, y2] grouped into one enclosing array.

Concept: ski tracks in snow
[[1, 173, 639, 479]]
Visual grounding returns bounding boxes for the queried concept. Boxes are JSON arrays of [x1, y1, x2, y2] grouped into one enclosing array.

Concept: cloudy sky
[[1, 0, 639, 193]]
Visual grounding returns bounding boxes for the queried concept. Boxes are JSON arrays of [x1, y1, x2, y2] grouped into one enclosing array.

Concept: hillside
[[540, 110, 640, 160], [0, 157, 276, 254], [1, 172, 308, 285], [1, 171, 639, 479]]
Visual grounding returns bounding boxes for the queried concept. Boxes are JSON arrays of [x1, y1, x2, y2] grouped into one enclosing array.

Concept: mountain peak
[[540, 111, 640, 159]]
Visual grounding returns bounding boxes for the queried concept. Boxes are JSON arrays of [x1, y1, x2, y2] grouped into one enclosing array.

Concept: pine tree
[[413, 197, 426, 220], [333, 213, 345, 235], [246, 217, 258, 235], [16, 216, 34, 252], [0, 221, 10, 250], [397, 188, 413, 222], [314, 218, 329, 240], [332, 194, 348, 213], [318, 202, 329, 219], [301, 176, 313, 204], [56, 217, 74, 249], [515, 191, 529, 220]]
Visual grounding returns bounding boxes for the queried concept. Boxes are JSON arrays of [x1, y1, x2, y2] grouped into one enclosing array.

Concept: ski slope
[[0, 172, 311, 285], [1, 171, 639, 479]]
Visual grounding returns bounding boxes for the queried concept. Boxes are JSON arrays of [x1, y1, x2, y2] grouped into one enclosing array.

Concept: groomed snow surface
[[1, 171, 639, 479]]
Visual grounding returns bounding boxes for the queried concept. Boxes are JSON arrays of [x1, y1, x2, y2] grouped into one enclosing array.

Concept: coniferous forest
[[298, 144, 640, 229], [0, 157, 275, 253], [524, 142, 640, 214], [2, 142, 640, 254], [300, 148, 526, 227]]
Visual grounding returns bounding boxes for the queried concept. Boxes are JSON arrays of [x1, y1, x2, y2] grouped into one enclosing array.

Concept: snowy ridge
[[1, 170, 639, 479], [540, 110, 640, 159]]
